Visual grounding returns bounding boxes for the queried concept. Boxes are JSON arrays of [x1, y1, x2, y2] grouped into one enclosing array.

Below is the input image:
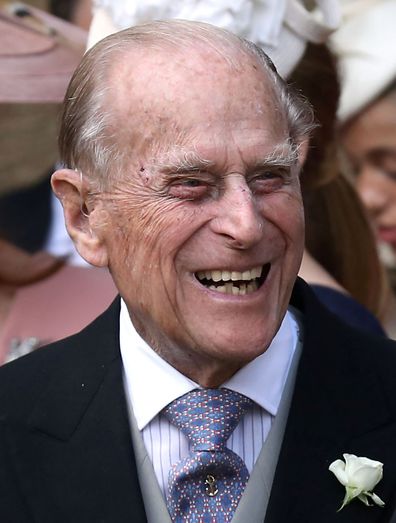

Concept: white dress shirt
[[120, 299, 299, 498]]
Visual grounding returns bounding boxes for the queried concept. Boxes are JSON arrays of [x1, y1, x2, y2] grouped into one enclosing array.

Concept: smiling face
[[341, 91, 396, 261], [91, 46, 305, 385]]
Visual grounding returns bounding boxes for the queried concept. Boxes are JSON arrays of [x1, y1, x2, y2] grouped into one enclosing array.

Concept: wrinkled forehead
[[106, 45, 287, 153]]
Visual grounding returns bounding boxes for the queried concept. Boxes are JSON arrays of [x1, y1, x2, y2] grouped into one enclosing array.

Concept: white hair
[[59, 20, 315, 188]]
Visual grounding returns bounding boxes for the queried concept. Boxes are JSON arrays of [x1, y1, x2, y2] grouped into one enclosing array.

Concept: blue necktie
[[162, 388, 252, 523]]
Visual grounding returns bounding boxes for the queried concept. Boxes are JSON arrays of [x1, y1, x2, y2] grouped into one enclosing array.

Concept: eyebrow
[[153, 141, 298, 173], [153, 149, 215, 173], [252, 142, 299, 169]]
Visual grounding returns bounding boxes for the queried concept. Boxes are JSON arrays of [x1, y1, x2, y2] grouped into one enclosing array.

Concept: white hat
[[88, 0, 340, 79], [329, 0, 396, 123]]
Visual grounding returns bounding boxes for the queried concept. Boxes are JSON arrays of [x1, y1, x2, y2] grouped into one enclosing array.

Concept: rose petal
[[344, 454, 382, 474], [342, 454, 383, 490], [329, 459, 348, 486], [343, 454, 359, 474], [352, 464, 382, 491]]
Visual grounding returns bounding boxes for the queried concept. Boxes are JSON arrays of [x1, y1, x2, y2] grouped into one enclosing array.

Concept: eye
[[182, 179, 202, 187], [249, 169, 288, 193], [168, 177, 210, 200], [364, 149, 396, 180], [379, 160, 396, 181]]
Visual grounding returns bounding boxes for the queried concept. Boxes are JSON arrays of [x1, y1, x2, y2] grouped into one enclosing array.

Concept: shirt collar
[[120, 299, 299, 430]]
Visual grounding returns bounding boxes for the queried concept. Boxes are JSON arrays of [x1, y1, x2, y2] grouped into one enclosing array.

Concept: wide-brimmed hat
[[0, 2, 87, 103], [329, 0, 396, 123], [88, 0, 340, 79], [0, 2, 87, 195]]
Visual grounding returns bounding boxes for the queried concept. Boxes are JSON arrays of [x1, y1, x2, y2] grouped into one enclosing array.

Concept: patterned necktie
[[162, 388, 253, 523]]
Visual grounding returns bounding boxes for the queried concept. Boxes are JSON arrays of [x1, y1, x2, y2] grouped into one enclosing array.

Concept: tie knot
[[162, 388, 252, 451]]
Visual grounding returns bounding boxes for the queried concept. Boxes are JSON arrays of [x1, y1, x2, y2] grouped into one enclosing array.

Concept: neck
[[177, 362, 242, 388], [131, 311, 244, 387]]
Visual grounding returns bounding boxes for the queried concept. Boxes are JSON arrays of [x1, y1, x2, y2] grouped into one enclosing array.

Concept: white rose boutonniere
[[329, 454, 385, 511]]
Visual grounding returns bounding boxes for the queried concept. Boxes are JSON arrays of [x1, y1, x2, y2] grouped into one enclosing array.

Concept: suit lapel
[[5, 283, 396, 522], [4, 299, 147, 523], [265, 280, 396, 523]]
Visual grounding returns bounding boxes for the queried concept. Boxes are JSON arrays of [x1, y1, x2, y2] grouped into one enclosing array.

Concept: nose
[[210, 180, 264, 249], [356, 166, 389, 219]]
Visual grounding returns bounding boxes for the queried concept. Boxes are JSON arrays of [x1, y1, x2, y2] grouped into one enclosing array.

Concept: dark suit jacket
[[1, 278, 396, 522]]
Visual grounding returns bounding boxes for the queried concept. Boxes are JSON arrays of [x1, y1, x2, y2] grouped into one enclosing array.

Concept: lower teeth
[[208, 281, 258, 295]]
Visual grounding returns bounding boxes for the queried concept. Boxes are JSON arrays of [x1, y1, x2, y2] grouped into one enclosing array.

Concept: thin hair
[[59, 20, 316, 190]]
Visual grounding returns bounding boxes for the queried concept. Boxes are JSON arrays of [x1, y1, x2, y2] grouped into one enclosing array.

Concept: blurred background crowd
[[1, 0, 395, 363]]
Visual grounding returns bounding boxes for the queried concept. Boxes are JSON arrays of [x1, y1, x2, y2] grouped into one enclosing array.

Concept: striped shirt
[[120, 299, 298, 498]]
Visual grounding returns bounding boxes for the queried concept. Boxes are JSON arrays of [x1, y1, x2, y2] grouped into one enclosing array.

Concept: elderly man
[[1, 20, 396, 523]]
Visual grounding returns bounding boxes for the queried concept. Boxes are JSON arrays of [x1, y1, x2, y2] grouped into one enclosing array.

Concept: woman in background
[[330, 0, 396, 337], [291, 42, 388, 335]]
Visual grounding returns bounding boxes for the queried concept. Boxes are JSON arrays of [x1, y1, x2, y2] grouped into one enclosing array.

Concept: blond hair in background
[[289, 42, 387, 320]]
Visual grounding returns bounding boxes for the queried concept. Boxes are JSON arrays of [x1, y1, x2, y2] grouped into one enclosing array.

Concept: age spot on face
[[139, 165, 150, 185]]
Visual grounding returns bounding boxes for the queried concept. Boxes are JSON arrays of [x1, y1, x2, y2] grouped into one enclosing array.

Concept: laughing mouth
[[195, 264, 270, 296]]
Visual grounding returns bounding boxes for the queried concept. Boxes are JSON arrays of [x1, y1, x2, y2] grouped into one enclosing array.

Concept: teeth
[[197, 265, 263, 283], [206, 278, 260, 296], [232, 285, 239, 295], [216, 281, 258, 295], [196, 265, 266, 295], [212, 270, 222, 282], [252, 266, 263, 279], [222, 270, 231, 281], [210, 284, 226, 293]]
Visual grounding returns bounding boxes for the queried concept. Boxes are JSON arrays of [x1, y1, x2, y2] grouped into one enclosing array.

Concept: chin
[[200, 328, 276, 365], [378, 241, 396, 269]]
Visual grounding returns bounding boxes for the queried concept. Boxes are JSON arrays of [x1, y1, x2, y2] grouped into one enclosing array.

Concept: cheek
[[290, 198, 305, 240], [286, 200, 305, 262], [260, 191, 304, 245], [104, 194, 207, 274]]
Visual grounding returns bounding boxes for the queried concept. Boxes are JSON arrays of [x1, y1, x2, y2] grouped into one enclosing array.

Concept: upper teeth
[[196, 266, 263, 282]]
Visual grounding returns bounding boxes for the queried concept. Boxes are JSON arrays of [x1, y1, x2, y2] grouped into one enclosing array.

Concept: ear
[[51, 169, 109, 267]]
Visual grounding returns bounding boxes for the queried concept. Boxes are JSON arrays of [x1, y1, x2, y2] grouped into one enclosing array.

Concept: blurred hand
[[0, 239, 63, 285]]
